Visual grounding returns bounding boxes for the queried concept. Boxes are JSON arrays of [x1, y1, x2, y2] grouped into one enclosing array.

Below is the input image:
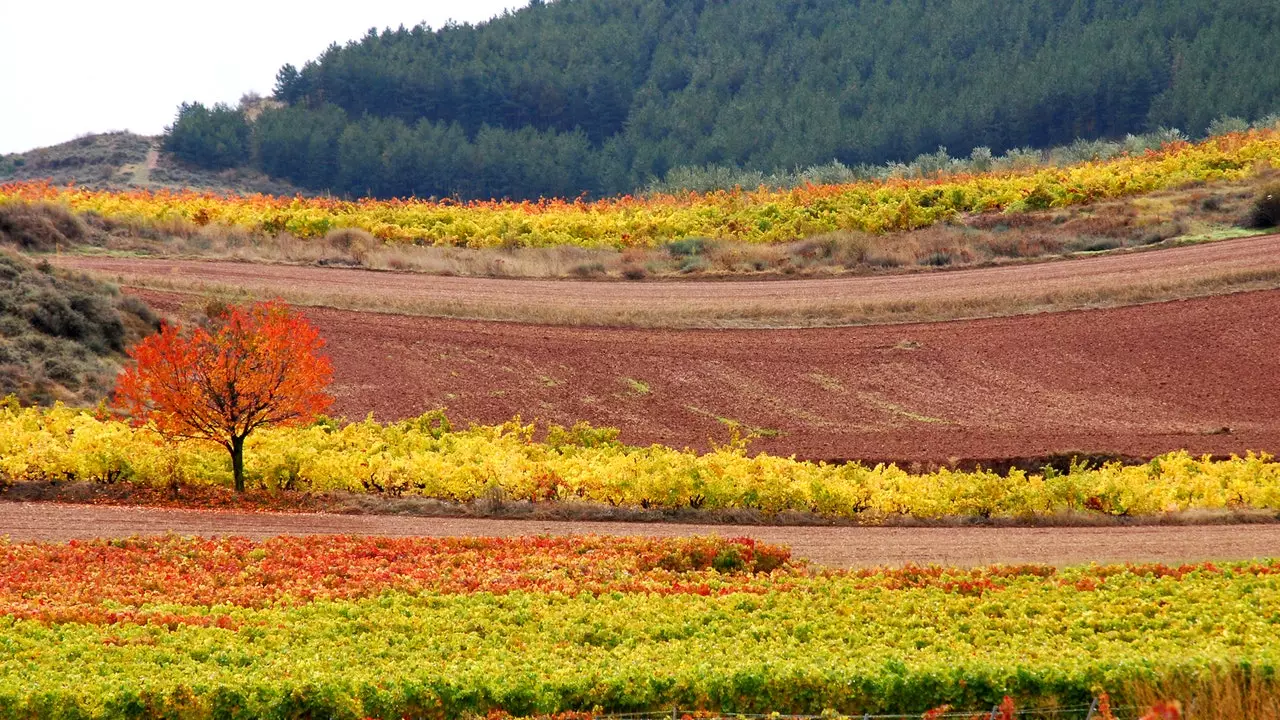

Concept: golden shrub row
[[2, 130, 1277, 248], [3, 405, 1279, 519]]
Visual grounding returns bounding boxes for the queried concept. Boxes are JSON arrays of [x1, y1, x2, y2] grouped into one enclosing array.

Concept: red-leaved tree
[[114, 300, 333, 492]]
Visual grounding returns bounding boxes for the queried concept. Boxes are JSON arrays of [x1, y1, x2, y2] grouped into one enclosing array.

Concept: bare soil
[[122, 286, 1280, 464], [53, 231, 1280, 328], [52, 236, 1280, 462], [3, 503, 1276, 568]]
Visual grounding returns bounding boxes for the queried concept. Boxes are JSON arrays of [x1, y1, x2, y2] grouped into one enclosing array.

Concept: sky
[[0, 0, 530, 155]]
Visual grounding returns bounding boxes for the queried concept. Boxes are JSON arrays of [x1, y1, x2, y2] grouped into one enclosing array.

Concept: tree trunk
[[231, 435, 246, 493]]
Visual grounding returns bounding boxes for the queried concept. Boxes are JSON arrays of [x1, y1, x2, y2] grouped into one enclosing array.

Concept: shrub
[[1207, 116, 1250, 137], [1241, 182, 1280, 229], [324, 227, 377, 263], [679, 256, 709, 273], [1138, 220, 1184, 245], [569, 262, 606, 278], [621, 264, 647, 280], [546, 421, 622, 450], [921, 250, 954, 266], [117, 295, 159, 329], [666, 237, 710, 257]]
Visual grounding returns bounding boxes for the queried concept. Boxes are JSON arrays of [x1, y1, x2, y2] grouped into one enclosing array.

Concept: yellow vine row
[[4, 405, 1278, 519], [1, 130, 1277, 248]]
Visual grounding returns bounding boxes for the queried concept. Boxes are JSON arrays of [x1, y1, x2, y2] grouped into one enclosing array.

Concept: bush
[[666, 237, 710, 257], [1241, 182, 1280, 229], [679, 256, 709, 273], [1207, 116, 1250, 137], [569, 262, 606, 277], [324, 226, 377, 263], [621, 264, 647, 280]]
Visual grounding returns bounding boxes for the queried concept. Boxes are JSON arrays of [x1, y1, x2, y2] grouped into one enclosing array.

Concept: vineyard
[[5, 405, 1280, 521], [2, 131, 1278, 249], [0, 534, 1275, 718]]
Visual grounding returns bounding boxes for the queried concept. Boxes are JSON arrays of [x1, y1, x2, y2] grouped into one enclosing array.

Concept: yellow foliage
[[2, 131, 1278, 249], [4, 405, 1280, 520]]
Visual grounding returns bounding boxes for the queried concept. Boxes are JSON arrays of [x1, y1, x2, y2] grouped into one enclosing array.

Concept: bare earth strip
[[2, 503, 1276, 568], [52, 232, 1280, 328]]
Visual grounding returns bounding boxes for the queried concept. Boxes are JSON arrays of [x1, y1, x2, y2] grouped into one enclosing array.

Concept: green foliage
[[198, 0, 1280, 201], [1207, 116, 1251, 137], [163, 102, 251, 170], [665, 237, 709, 257], [545, 421, 622, 450], [2, 562, 1280, 717]]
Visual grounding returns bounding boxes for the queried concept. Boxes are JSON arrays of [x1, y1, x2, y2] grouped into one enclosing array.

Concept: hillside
[[0, 133, 151, 188], [0, 132, 302, 196], [163, 0, 1280, 200], [0, 207, 159, 405]]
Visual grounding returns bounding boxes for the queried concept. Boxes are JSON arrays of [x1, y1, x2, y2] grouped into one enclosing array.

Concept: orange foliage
[[1096, 692, 1116, 720], [0, 535, 796, 626], [1140, 701, 1183, 720], [113, 300, 333, 491]]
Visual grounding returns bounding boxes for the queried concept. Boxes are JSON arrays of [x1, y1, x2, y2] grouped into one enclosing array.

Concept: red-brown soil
[[3, 503, 1276, 568], [127, 286, 1280, 464]]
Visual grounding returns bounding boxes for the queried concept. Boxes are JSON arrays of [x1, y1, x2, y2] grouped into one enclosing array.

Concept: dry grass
[[1127, 674, 1280, 720], [0, 202, 94, 251], [89, 257, 1280, 330]]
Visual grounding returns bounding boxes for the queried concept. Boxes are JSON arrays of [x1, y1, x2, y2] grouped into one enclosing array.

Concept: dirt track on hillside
[[4, 503, 1277, 568], [124, 286, 1280, 464], [54, 232, 1280, 327]]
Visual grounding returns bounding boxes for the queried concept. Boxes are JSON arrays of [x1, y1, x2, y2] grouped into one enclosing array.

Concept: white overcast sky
[[0, 1, 530, 154]]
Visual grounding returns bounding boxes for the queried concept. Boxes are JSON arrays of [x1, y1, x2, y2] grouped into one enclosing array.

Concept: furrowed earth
[[57, 235, 1280, 465]]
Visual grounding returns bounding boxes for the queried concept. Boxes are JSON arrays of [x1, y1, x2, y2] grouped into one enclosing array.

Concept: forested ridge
[[165, 0, 1280, 201]]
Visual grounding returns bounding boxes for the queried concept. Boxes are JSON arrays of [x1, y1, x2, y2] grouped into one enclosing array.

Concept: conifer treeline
[[164, 0, 1280, 200]]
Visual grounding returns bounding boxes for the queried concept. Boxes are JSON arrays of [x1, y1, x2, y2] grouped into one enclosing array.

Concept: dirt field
[[3, 503, 1276, 568], [55, 231, 1280, 327], [53, 235, 1280, 462], [129, 286, 1280, 463]]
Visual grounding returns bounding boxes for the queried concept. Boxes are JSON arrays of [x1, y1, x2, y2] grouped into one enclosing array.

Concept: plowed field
[[57, 236, 1280, 463], [127, 286, 1280, 464]]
